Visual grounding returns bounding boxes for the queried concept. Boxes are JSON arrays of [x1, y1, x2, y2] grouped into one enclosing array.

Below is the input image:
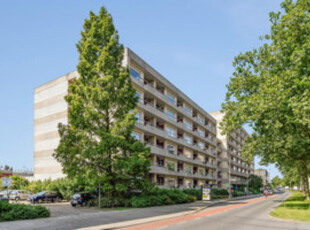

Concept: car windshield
[[36, 191, 46, 196], [73, 194, 81, 199]]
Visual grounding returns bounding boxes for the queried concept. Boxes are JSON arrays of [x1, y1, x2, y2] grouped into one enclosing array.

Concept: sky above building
[[0, 0, 283, 178]]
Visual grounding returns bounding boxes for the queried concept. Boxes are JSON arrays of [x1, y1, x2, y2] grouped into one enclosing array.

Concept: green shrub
[[211, 188, 229, 196], [183, 189, 202, 200], [232, 191, 244, 197], [0, 201, 50, 222]]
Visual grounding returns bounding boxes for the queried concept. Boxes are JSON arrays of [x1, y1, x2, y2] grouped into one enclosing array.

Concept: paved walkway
[[0, 195, 261, 230]]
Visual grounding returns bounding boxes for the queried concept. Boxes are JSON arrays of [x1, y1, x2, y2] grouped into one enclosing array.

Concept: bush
[[0, 201, 50, 222], [232, 191, 244, 197], [183, 189, 202, 200], [211, 188, 229, 196]]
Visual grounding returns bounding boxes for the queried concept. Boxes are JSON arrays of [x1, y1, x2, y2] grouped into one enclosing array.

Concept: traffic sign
[[1, 177, 12, 187]]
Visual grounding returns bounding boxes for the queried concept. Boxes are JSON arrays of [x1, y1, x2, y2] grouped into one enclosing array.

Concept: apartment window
[[166, 93, 175, 104], [131, 131, 141, 140], [130, 67, 141, 80], [184, 135, 192, 145], [198, 115, 204, 125], [166, 109, 176, 120], [135, 112, 142, 124], [198, 141, 204, 150], [186, 165, 192, 174], [184, 120, 192, 130], [184, 105, 192, 116], [166, 127, 176, 137], [167, 145, 174, 154], [157, 176, 164, 185], [167, 162, 175, 171], [198, 128, 204, 137]]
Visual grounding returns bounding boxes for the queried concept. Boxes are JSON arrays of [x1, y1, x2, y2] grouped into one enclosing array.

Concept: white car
[[10, 190, 33, 201], [0, 190, 12, 199]]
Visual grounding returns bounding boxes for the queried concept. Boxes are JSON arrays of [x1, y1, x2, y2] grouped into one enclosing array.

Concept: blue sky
[[0, 0, 283, 178]]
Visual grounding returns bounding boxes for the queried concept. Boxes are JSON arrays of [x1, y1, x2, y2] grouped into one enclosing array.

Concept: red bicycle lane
[[118, 195, 278, 230]]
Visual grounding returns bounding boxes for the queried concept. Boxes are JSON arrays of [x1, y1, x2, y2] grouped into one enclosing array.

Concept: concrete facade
[[254, 168, 270, 187], [34, 48, 219, 188], [210, 111, 254, 190]]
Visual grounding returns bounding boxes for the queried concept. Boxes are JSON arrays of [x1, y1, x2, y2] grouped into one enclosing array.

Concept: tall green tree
[[248, 174, 263, 191], [54, 7, 151, 197], [271, 176, 282, 188], [221, 0, 310, 198]]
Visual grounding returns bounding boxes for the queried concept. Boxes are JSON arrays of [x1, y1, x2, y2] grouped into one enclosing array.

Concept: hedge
[[0, 201, 50, 222]]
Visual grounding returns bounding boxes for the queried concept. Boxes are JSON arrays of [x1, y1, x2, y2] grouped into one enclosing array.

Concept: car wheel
[[15, 197, 20, 202], [71, 204, 76, 207]]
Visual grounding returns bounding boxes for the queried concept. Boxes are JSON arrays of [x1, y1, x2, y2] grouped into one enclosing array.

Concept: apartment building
[[210, 111, 254, 190], [254, 169, 270, 187], [34, 48, 218, 189]]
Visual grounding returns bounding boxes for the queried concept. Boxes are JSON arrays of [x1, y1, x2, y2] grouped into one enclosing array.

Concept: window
[[167, 162, 175, 171], [130, 67, 141, 80], [184, 135, 192, 145], [166, 127, 176, 137], [166, 109, 175, 120], [198, 115, 204, 125], [135, 112, 142, 124], [167, 145, 174, 154], [198, 141, 204, 150], [186, 165, 192, 174], [131, 131, 141, 140], [166, 93, 175, 104], [198, 128, 204, 137], [184, 120, 192, 130], [184, 105, 192, 116]]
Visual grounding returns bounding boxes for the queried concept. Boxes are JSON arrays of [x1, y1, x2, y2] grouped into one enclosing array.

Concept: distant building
[[254, 168, 270, 187], [210, 111, 255, 190], [0, 170, 13, 178]]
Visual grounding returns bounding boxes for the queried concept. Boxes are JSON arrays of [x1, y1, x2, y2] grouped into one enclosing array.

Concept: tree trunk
[[301, 159, 310, 200]]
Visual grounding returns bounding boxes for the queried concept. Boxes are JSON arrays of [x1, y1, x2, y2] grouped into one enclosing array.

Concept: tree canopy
[[54, 7, 151, 197], [221, 0, 310, 198]]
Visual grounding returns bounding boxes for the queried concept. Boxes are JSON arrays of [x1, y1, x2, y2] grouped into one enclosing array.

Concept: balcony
[[132, 76, 216, 137]]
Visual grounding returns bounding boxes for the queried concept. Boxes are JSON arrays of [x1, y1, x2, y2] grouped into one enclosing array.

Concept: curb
[[76, 195, 262, 230]]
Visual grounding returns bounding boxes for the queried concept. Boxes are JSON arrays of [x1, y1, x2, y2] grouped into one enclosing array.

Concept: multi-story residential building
[[254, 169, 270, 187], [34, 48, 218, 189], [210, 111, 254, 190]]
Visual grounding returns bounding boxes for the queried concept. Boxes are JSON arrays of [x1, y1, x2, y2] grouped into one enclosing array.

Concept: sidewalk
[[0, 194, 262, 230]]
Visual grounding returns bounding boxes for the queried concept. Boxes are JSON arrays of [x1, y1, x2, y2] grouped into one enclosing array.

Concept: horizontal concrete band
[[34, 111, 67, 125], [34, 131, 59, 142], [34, 166, 63, 174], [35, 71, 77, 94], [34, 149, 55, 158], [34, 92, 67, 110]]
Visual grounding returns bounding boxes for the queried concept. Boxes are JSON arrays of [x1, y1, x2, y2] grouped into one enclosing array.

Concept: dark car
[[71, 192, 97, 207], [29, 191, 63, 203]]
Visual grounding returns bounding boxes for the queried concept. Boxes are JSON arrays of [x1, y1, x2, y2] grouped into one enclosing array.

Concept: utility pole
[[228, 151, 232, 199]]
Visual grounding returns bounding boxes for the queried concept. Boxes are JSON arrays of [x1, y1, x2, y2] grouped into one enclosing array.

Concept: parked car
[[71, 192, 97, 207], [0, 190, 13, 199], [10, 190, 33, 201], [29, 191, 63, 203]]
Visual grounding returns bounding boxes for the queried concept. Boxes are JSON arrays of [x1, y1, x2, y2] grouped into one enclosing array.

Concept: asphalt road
[[0, 198, 218, 230], [161, 192, 310, 230]]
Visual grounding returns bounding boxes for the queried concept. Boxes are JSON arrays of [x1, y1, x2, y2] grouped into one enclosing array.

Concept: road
[[122, 192, 310, 230]]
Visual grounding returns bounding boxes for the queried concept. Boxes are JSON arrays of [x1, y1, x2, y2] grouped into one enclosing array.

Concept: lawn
[[270, 192, 310, 222]]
